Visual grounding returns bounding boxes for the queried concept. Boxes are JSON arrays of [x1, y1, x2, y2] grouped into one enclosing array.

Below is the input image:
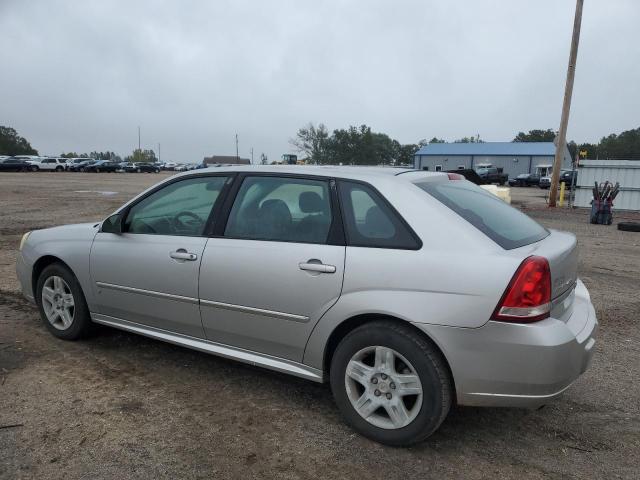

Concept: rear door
[[90, 174, 231, 338], [198, 174, 345, 361]]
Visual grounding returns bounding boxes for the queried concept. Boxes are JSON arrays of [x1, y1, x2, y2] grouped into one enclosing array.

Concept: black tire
[[330, 321, 452, 446], [55, 166, 63, 172], [96, 168, 100, 173], [35, 263, 92, 340], [136, 168, 141, 173], [618, 222, 640, 232], [31, 165, 39, 172], [154, 169, 160, 173]]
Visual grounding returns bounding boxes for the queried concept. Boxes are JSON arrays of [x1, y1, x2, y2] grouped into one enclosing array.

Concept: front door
[[198, 175, 345, 361], [90, 175, 230, 338]]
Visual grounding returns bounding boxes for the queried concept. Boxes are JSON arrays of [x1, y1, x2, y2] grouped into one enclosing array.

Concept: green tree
[[454, 135, 483, 143], [596, 127, 640, 159], [125, 149, 156, 163], [428, 137, 445, 144], [513, 129, 557, 142], [0, 126, 38, 155], [397, 143, 420, 166], [289, 123, 330, 164]]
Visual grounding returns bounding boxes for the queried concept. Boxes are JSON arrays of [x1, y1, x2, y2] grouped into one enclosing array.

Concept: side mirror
[[101, 213, 123, 234]]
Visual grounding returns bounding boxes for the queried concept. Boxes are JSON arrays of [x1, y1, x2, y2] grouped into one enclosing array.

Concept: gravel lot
[[1, 172, 639, 479]]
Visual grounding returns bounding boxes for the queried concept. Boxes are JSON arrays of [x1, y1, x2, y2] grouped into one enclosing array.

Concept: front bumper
[[414, 279, 597, 408], [16, 252, 35, 304]]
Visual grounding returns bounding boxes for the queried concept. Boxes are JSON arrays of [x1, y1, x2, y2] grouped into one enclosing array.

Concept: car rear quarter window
[[416, 180, 548, 249], [338, 181, 420, 250]]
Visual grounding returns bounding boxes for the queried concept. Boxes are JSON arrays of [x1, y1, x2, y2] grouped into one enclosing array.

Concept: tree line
[[2, 124, 639, 164], [291, 124, 640, 165]]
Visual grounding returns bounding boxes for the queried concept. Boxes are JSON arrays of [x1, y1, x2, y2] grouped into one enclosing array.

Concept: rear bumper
[[414, 279, 597, 408]]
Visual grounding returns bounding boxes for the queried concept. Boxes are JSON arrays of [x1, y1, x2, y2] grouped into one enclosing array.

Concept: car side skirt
[[91, 313, 324, 382]]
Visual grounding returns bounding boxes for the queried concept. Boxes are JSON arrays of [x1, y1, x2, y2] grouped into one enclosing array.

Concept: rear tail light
[[447, 173, 464, 180], [492, 256, 551, 323]]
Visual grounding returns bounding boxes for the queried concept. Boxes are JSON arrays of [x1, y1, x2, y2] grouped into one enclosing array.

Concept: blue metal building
[[414, 142, 572, 179]]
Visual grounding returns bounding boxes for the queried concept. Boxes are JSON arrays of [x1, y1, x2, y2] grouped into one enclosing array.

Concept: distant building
[[203, 155, 250, 165], [414, 142, 572, 178]]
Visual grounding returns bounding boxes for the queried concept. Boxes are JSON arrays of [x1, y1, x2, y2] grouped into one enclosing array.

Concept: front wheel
[[36, 263, 92, 340], [55, 166, 63, 172], [330, 321, 452, 446]]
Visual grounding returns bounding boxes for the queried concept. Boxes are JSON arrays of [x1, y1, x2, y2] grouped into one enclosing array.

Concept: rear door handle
[[170, 249, 198, 261], [299, 260, 336, 274]]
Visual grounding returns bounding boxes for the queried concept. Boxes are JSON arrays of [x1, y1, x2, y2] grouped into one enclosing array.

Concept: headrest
[[299, 191, 324, 213]]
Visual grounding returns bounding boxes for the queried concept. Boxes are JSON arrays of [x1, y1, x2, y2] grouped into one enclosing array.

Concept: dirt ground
[[1, 172, 639, 479]]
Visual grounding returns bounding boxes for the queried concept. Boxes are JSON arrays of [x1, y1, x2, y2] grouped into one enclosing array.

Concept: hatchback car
[[16, 166, 597, 445]]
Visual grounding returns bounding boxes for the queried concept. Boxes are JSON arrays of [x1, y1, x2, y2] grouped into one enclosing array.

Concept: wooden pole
[[549, 0, 584, 207]]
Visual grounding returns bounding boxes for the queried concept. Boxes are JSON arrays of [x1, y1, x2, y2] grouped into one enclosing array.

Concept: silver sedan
[[16, 166, 597, 446]]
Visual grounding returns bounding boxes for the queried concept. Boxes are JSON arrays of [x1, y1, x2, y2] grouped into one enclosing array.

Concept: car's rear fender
[[302, 247, 524, 371]]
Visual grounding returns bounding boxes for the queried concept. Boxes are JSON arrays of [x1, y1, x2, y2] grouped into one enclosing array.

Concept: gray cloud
[[1, 0, 638, 162]]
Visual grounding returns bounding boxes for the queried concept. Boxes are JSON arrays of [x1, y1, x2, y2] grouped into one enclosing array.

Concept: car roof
[[173, 165, 444, 182]]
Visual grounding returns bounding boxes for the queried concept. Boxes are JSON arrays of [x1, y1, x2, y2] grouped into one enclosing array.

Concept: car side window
[[338, 181, 420, 249], [124, 176, 228, 236], [225, 176, 332, 244]]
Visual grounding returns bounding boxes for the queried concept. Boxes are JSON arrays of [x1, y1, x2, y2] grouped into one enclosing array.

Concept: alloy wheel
[[41, 276, 75, 330], [345, 346, 423, 430]]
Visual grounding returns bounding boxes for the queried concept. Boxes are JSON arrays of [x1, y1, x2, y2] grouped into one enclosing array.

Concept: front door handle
[[299, 259, 336, 274], [170, 249, 198, 261]]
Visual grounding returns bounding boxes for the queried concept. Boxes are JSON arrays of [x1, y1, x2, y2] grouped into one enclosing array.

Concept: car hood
[[28, 222, 100, 244]]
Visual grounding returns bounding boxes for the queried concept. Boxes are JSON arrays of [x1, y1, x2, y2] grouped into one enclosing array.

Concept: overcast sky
[[1, 0, 638, 162]]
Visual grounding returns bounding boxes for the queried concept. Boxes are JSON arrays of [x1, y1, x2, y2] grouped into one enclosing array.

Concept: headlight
[[19, 231, 31, 251]]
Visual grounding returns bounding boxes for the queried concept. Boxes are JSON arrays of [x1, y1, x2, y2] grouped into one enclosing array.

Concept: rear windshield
[[415, 180, 549, 249]]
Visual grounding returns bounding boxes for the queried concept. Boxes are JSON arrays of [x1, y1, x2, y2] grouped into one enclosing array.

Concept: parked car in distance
[[68, 160, 96, 172], [539, 175, 551, 189], [124, 162, 161, 173], [37, 158, 69, 172], [65, 158, 93, 169], [162, 162, 177, 171], [173, 164, 188, 172], [561, 170, 578, 188], [16, 166, 597, 446], [508, 173, 541, 187], [84, 160, 120, 173], [0, 157, 32, 172], [475, 166, 508, 185], [539, 170, 577, 190]]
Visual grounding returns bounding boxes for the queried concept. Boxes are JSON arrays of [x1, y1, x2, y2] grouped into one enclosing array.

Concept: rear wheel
[[136, 168, 141, 173], [96, 168, 101, 173], [36, 263, 92, 340], [55, 166, 63, 172], [330, 321, 452, 446]]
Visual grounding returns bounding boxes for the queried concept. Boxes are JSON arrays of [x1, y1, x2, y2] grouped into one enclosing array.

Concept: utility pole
[[158, 143, 161, 163], [549, 0, 584, 207], [250, 147, 254, 164], [138, 126, 141, 152], [235, 133, 239, 161]]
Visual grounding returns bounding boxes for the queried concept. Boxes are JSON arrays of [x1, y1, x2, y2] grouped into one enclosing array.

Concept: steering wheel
[[173, 211, 204, 233]]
